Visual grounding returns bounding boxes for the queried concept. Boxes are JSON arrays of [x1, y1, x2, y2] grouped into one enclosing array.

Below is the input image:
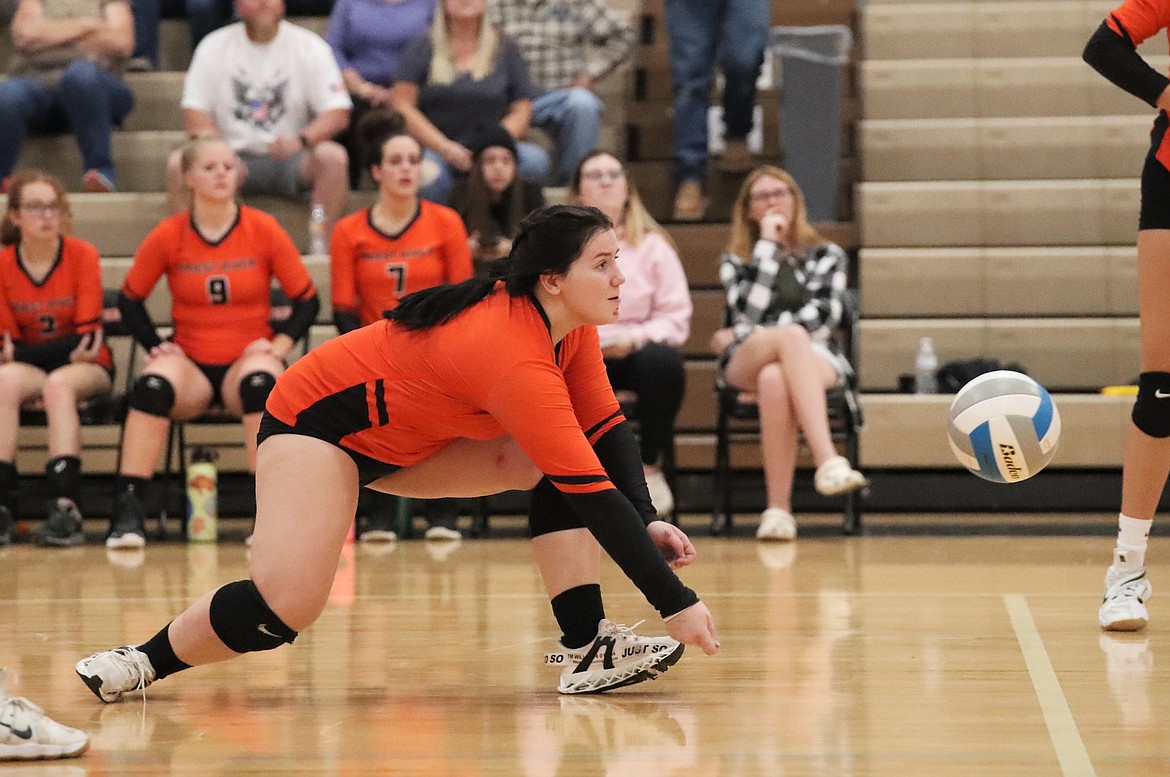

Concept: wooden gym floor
[[0, 516, 1165, 776]]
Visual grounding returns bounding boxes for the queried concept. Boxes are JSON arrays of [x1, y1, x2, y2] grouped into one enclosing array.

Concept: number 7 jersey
[[122, 206, 316, 365]]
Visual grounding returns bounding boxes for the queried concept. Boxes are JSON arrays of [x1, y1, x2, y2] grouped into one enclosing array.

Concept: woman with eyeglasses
[[569, 151, 691, 517], [710, 166, 866, 541], [330, 118, 473, 541], [109, 134, 319, 550], [0, 170, 113, 547]]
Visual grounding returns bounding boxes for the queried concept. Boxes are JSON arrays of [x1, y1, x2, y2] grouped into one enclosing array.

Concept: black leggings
[[604, 343, 686, 466]]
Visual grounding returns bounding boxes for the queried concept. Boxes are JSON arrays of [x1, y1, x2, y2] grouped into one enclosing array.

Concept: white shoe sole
[[105, 533, 145, 549]]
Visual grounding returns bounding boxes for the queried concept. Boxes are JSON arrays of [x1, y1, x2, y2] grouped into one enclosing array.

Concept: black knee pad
[[128, 374, 176, 417], [1133, 371, 1170, 438], [209, 580, 298, 654], [528, 477, 586, 538], [239, 371, 277, 414]]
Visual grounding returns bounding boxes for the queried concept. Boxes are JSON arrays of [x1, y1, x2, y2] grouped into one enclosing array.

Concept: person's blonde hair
[[178, 132, 235, 176], [1, 170, 72, 246], [569, 151, 676, 250], [726, 166, 823, 260], [429, 1, 499, 84]]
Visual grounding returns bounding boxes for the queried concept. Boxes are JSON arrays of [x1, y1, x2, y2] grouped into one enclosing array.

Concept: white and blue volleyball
[[947, 370, 1061, 483]]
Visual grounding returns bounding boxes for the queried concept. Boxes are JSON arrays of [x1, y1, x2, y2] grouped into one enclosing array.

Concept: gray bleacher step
[[856, 178, 1136, 247], [860, 246, 1137, 317], [860, 116, 1150, 182], [861, 56, 1170, 120], [18, 131, 183, 192]]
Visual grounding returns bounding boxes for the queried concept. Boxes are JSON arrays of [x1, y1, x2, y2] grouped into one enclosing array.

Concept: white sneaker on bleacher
[[545, 620, 683, 695]]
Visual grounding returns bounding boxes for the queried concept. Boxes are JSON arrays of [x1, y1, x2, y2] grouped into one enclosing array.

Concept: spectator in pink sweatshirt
[[570, 150, 692, 517]]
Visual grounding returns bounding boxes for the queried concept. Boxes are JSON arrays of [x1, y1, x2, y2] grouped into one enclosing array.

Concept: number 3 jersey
[[0, 235, 113, 371], [122, 206, 316, 365]]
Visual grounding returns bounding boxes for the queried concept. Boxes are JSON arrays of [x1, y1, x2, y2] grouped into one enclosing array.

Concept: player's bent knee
[[1133, 371, 1170, 438], [128, 373, 176, 418], [239, 370, 277, 414], [209, 580, 299, 654]]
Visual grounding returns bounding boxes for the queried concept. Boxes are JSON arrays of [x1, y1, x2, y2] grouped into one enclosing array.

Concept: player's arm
[[1084, 2, 1170, 108], [329, 219, 361, 334], [118, 226, 170, 352], [74, 242, 105, 337], [269, 224, 320, 358], [483, 360, 698, 618]]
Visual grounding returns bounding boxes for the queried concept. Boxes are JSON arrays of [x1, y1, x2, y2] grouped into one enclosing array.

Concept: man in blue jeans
[[489, 0, 634, 187], [0, 0, 136, 193], [666, 0, 769, 221]]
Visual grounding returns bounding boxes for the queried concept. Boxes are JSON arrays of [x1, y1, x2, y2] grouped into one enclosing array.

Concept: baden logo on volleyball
[[946, 370, 1061, 483]]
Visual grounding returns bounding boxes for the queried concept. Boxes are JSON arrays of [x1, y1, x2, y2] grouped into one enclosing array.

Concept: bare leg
[[724, 325, 839, 466], [0, 364, 46, 460], [42, 363, 111, 456], [755, 363, 799, 511], [532, 528, 601, 599], [219, 351, 284, 473], [119, 354, 212, 478], [168, 435, 360, 665], [302, 141, 349, 234], [1120, 229, 1170, 520]]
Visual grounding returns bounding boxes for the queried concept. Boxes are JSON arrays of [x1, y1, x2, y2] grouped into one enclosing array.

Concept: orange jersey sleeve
[[329, 203, 474, 326], [1107, 0, 1170, 45], [557, 325, 626, 445], [126, 208, 311, 365]]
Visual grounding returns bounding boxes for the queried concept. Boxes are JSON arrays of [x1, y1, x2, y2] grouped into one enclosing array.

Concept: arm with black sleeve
[[275, 288, 320, 345], [116, 293, 163, 352], [1083, 16, 1170, 106]]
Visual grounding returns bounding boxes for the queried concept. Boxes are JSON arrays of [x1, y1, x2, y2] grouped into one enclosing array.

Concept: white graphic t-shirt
[[182, 20, 352, 155]]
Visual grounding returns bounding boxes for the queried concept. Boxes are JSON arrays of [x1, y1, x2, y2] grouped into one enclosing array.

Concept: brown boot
[[717, 139, 755, 173], [672, 180, 708, 222]]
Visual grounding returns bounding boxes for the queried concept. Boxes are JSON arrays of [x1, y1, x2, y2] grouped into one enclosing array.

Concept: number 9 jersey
[[122, 206, 316, 365]]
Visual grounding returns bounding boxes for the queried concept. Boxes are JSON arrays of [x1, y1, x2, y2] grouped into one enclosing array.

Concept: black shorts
[[195, 362, 231, 408], [1140, 112, 1170, 231], [15, 354, 115, 381], [257, 411, 401, 486]]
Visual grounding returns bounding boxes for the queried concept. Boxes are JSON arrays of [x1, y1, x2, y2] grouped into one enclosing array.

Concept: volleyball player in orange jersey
[[1085, 0, 1170, 630], [332, 124, 474, 541], [107, 135, 319, 550], [0, 171, 112, 547], [77, 205, 719, 703]]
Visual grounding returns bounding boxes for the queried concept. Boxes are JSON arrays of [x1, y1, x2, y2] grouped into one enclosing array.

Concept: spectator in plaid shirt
[[488, 0, 634, 186], [710, 167, 865, 542]]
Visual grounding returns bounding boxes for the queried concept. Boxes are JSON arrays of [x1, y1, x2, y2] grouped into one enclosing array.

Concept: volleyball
[[946, 370, 1061, 483]]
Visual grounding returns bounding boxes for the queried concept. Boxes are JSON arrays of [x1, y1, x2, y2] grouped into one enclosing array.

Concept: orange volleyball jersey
[[330, 201, 473, 326], [0, 236, 112, 370], [123, 206, 315, 365], [267, 286, 625, 492]]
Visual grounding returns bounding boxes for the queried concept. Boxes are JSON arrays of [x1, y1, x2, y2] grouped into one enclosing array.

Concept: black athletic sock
[[45, 455, 81, 502], [114, 475, 150, 498], [551, 584, 605, 649], [137, 622, 192, 680]]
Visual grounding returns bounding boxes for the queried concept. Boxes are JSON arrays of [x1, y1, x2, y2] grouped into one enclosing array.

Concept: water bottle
[[308, 203, 327, 255], [915, 336, 938, 395], [186, 447, 218, 542]]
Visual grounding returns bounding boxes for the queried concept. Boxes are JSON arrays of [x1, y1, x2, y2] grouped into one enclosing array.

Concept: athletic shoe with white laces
[[545, 620, 684, 695], [644, 469, 674, 517], [1099, 552, 1152, 632], [0, 669, 89, 760], [756, 507, 796, 540], [75, 647, 156, 703]]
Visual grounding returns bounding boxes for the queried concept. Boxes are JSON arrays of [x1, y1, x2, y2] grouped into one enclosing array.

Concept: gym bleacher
[[3, 0, 1147, 525]]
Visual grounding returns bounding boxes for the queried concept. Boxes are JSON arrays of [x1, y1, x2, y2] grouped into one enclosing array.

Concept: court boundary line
[[1004, 593, 1097, 777]]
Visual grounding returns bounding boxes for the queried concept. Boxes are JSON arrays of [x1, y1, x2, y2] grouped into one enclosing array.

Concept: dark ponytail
[[386, 204, 612, 331]]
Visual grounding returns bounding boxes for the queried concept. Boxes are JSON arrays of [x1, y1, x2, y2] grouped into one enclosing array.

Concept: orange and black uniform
[[0, 236, 113, 373], [261, 285, 697, 617], [329, 201, 473, 332], [119, 206, 319, 367], [1085, 0, 1170, 228]]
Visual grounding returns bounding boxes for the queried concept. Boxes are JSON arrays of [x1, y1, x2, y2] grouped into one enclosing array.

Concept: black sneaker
[[35, 498, 84, 546], [106, 488, 147, 549], [0, 505, 12, 546]]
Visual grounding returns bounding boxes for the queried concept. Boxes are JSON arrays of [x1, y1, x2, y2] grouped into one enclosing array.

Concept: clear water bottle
[[186, 448, 218, 542], [915, 336, 938, 394], [308, 203, 327, 255]]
